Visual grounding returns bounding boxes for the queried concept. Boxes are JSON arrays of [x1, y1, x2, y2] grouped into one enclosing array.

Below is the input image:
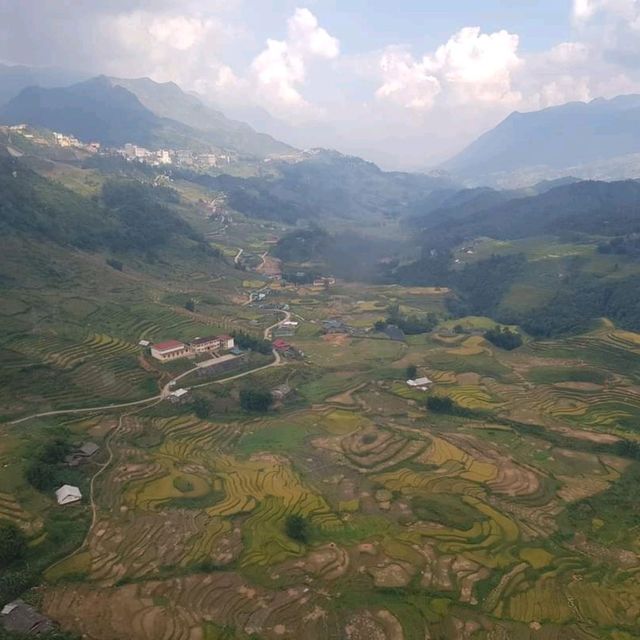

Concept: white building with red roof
[[150, 340, 189, 362]]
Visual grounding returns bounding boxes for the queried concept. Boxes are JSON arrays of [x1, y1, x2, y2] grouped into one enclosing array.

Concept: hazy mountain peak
[[444, 93, 640, 185]]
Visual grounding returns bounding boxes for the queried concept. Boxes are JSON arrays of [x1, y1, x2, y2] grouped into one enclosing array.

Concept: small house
[[407, 377, 432, 391], [55, 485, 82, 505], [78, 442, 99, 457], [168, 388, 189, 403], [1, 601, 54, 635], [272, 339, 290, 352], [384, 325, 406, 341], [138, 340, 151, 347]]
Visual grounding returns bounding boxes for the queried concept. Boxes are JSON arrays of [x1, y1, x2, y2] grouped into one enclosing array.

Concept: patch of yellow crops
[[610, 329, 640, 347], [430, 371, 457, 384], [45, 551, 92, 582], [508, 577, 572, 623], [127, 461, 210, 510], [447, 386, 501, 411], [207, 454, 339, 528], [519, 547, 553, 569], [446, 336, 488, 356], [322, 410, 367, 435], [427, 438, 498, 484]]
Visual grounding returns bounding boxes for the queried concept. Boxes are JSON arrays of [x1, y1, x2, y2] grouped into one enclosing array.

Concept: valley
[[3, 68, 640, 640], [3, 149, 640, 639]]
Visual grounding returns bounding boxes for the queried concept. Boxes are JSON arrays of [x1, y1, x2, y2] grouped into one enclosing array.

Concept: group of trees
[[232, 331, 272, 355], [598, 234, 640, 258], [376, 305, 439, 336], [0, 521, 27, 570], [484, 326, 523, 350], [239, 388, 273, 413], [0, 157, 216, 259], [25, 437, 72, 492], [285, 514, 309, 544]]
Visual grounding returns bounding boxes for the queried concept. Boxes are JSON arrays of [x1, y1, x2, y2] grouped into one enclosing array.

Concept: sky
[[2, 0, 640, 169]]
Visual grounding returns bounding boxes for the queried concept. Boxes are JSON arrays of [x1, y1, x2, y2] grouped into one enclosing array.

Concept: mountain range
[[444, 95, 640, 185], [0, 74, 291, 158]]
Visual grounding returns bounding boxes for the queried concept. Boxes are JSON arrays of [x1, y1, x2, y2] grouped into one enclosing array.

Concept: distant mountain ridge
[[443, 95, 640, 183], [0, 73, 292, 157], [0, 63, 89, 107]]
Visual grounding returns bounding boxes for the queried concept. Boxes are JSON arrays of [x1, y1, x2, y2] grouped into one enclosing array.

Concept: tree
[[240, 388, 273, 412], [405, 364, 418, 380], [0, 521, 27, 569], [192, 398, 211, 419], [184, 299, 196, 313], [26, 463, 57, 492], [373, 320, 387, 332], [285, 514, 308, 543], [484, 326, 523, 351], [426, 396, 455, 414]]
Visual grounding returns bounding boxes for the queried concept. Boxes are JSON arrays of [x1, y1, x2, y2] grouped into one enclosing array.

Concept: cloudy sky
[[2, 0, 640, 169]]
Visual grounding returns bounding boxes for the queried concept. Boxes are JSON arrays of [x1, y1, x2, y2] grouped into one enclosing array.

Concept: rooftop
[[190, 335, 220, 346], [78, 442, 99, 456], [407, 377, 432, 387], [152, 340, 186, 352]]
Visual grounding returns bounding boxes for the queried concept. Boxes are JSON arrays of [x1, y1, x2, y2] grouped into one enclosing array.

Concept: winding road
[[9, 309, 292, 426]]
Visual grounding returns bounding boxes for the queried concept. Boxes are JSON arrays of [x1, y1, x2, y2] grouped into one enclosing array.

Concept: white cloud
[[375, 27, 521, 111], [376, 48, 441, 109], [104, 10, 236, 88], [250, 8, 339, 119], [573, 0, 640, 21]]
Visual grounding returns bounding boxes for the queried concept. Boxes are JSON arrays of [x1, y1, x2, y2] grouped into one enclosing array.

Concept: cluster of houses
[[148, 334, 235, 362], [322, 318, 363, 337], [0, 125, 101, 152], [117, 144, 234, 168]]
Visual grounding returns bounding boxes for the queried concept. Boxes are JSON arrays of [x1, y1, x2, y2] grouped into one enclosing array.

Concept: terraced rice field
[[9, 288, 640, 640]]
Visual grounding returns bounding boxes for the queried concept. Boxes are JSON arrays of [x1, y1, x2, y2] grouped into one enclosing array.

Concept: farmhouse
[[1, 601, 53, 636], [273, 321, 298, 337], [313, 276, 336, 287], [55, 485, 82, 505], [169, 388, 189, 403], [65, 441, 100, 467], [150, 340, 189, 362], [78, 442, 99, 457], [385, 325, 406, 341], [323, 319, 348, 334], [272, 339, 291, 352], [190, 335, 221, 354], [407, 377, 432, 391]]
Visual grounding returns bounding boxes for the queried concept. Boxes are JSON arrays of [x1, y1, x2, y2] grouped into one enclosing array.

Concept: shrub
[[285, 514, 308, 543], [240, 388, 273, 413], [484, 326, 523, 350], [0, 521, 27, 569]]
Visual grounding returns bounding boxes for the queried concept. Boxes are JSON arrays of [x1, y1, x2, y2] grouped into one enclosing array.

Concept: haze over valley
[[4, 3, 640, 640]]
